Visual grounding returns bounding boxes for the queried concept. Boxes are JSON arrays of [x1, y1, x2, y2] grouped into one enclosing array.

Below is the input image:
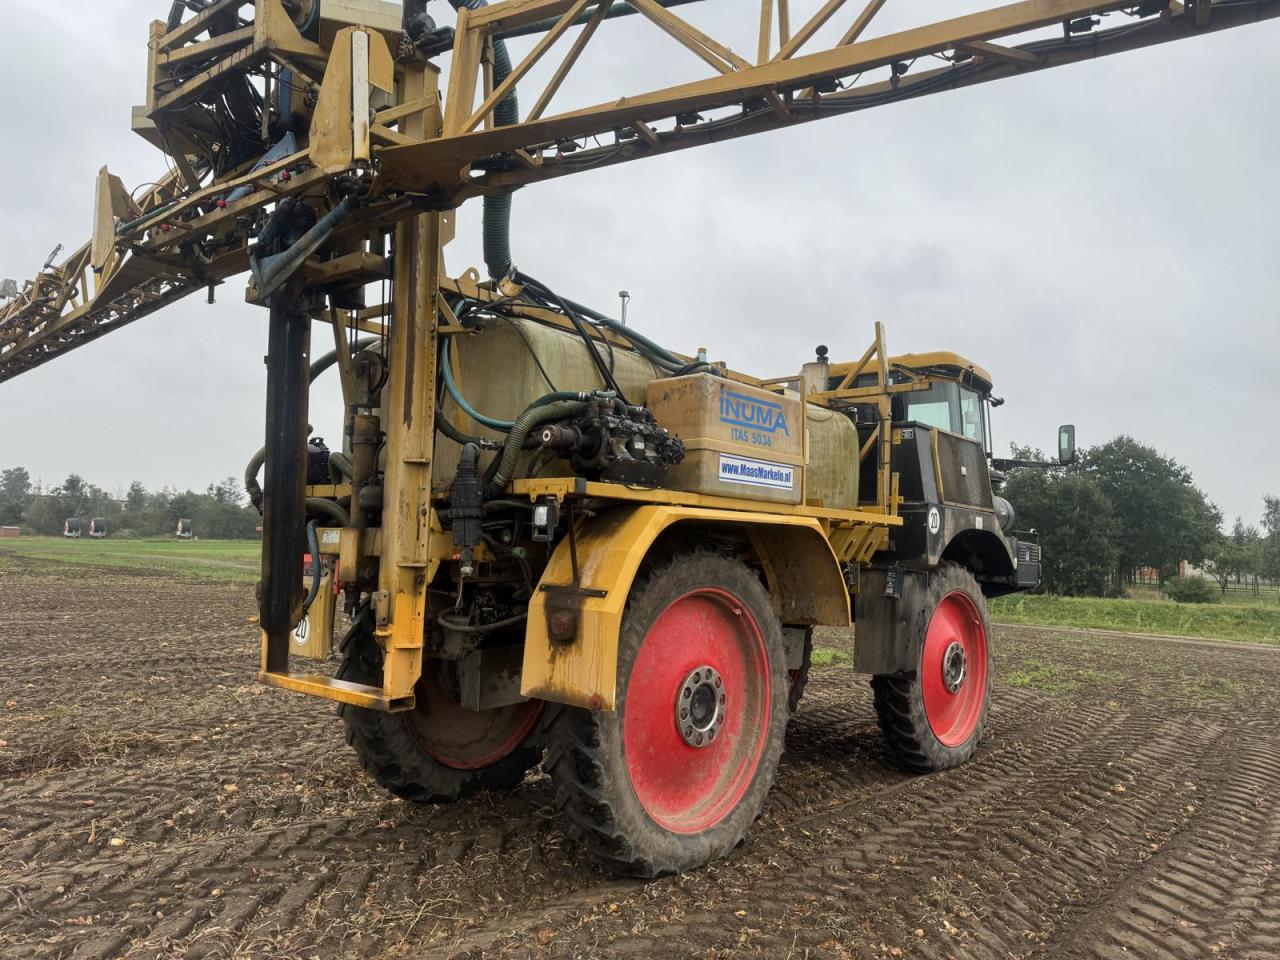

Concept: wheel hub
[[942, 641, 968, 694], [676, 665, 727, 748]]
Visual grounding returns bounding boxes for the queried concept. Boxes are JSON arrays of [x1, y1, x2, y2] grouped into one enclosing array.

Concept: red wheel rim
[[406, 663, 542, 771], [622, 588, 771, 835], [921, 591, 989, 748]]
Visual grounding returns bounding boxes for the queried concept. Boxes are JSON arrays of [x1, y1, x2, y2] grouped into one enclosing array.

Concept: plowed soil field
[[2, 551, 1279, 959]]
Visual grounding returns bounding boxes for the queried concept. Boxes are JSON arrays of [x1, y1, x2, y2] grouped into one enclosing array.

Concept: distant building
[[0, 526, 20, 539]]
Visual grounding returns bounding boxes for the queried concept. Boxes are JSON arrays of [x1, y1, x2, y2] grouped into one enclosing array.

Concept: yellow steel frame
[[522, 503, 851, 710], [2, 0, 1277, 712], [3, 0, 1276, 381]]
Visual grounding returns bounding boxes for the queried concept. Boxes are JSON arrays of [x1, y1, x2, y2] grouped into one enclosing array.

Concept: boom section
[[0, 0, 1276, 381]]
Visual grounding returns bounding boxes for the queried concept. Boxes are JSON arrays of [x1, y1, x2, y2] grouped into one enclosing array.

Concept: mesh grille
[[1017, 541, 1041, 564], [936, 432, 993, 510]]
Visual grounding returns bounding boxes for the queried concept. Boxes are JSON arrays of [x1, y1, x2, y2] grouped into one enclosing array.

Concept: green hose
[[485, 399, 587, 498]]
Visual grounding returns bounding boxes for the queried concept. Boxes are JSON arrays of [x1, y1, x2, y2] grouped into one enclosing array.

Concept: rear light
[[547, 608, 577, 643]]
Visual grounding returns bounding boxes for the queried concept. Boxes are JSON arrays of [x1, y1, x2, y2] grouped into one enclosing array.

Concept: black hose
[[328, 451, 353, 482], [436, 413, 499, 450], [244, 447, 268, 512], [245, 340, 377, 511], [306, 497, 351, 527], [449, 0, 518, 279], [301, 520, 322, 615], [558, 295, 685, 370], [310, 337, 377, 383], [517, 272, 627, 401], [437, 610, 528, 634], [675, 361, 716, 377]]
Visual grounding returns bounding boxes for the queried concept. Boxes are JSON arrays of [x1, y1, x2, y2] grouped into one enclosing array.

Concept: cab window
[[899, 382, 959, 431], [960, 387, 985, 445], [896, 382, 987, 446]]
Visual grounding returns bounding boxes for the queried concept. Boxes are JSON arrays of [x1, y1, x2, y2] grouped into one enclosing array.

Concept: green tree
[[0, 467, 32, 525], [1262, 495, 1280, 586], [23, 482, 66, 535], [1001, 466, 1118, 596], [122, 481, 148, 532], [60, 474, 89, 518], [1203, 533, 1243, 594], [1083, 436, 1220, 587]]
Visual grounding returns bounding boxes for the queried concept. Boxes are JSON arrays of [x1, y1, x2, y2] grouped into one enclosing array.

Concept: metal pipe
[[259, 290, 311, 661], [252, 195, 356, 301], [348, 413, 381, 533]]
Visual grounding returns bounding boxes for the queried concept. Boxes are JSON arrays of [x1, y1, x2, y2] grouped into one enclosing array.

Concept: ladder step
[[258, 670, 414, 712]]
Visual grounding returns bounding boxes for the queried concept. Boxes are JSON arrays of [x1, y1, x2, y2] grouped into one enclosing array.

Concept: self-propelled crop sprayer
[[1, 0, 1272, 875]]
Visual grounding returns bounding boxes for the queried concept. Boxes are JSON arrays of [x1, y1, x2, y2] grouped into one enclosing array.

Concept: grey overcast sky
[[0, 1, 1277, 526]]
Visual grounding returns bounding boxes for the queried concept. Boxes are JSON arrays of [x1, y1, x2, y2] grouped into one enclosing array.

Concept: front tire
[[872, 562, 992, 772], [545, 552, 788, 877]]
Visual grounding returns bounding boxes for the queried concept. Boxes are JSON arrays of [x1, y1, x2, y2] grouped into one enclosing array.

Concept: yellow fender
[[521, 505, 850, 711]]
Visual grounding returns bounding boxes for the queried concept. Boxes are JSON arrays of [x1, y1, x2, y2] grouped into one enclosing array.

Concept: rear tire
[[545, 552, 788, 877], [337, 609, 543, 803], [872, 563, 992, 772]]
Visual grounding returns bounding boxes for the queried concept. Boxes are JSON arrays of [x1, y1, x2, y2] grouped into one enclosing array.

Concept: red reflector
[[548, 608, 578, 643]]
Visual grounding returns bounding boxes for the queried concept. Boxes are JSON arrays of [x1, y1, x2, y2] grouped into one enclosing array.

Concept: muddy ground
[[1, 552, 1278, 960]]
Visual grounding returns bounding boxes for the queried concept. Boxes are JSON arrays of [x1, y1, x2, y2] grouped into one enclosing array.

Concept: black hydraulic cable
[[675, 360, 716, 377], [435, 409, 502, 450], [558, 295, 684, 371], [516, 272, 626, 401], [245, 339, 377, 511], [437, 610, 528, 634], [301, 520, 322, 614]]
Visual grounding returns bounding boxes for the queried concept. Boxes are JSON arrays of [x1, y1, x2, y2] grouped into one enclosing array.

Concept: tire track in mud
[[5, 556, 1280, 960], [1042, 719, 1280, 960], [462, 706, 1237, 958]]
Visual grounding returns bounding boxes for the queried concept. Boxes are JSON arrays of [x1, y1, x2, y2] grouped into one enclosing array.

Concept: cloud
[[1, 2, 1276, 526]]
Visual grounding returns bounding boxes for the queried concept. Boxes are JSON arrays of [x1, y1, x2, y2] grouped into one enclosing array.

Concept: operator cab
[[886, 353, 994, 456]]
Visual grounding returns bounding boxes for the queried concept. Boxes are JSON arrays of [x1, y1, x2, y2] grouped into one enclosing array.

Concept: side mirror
[[1058, 425, 1077, 465]]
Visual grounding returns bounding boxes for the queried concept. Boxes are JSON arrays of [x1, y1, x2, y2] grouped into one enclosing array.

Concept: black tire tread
[[871, 561, 993, 773], [337, 610, 542, 804], [544, 551, 789, 878]]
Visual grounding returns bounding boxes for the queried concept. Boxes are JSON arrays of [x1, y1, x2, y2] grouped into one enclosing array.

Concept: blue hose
[[441, 337, 515, 430], [440, 337, 587, 431]]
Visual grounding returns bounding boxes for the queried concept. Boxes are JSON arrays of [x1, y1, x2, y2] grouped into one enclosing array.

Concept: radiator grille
[[935, 431, 993, 510], [1017, 541, 1041, 564]]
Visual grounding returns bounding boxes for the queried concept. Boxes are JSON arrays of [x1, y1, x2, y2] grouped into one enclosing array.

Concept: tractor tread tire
[[544, 551, 788, 878], [337, 613, 541, 804], [871, 562, 992, 773]]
